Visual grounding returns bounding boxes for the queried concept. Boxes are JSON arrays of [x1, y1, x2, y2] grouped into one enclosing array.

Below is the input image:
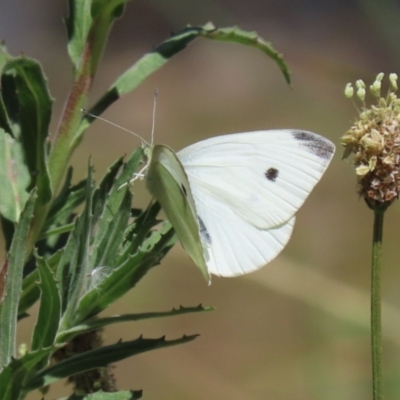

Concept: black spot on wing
[[292, 131, 334, 160], [265, 167, 279, 181], [198, 217, 211, 245]]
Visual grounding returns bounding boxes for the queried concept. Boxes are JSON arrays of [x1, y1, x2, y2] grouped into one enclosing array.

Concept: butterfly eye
[[265, 167, 279, 182]]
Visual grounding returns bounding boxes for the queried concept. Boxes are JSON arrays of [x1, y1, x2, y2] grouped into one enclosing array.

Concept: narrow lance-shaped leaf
[[31, 254, 61, 352], [58, 305, 213, 343], [0, 128, 30, 222], [25, 334, 199, 391], [2, 58, 53, 204], [78, 23, 290, 135], [91, 156, 125, 225], [65, 0, 93, 68], [73, 223, 176, 324], [18, 249, 62, 317], [90, 149, 142, 269], [0, 190, 37, 365], [91, 189, 132, 270], [57, 163, 94, 327], [44, 167, 86, 232], [0, 347, 55, 400], [0, 43, 13, 134], [67, 0, 129, 73], [199, 23, 290, 83]]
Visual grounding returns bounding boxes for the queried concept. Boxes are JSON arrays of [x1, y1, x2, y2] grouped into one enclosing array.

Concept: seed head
[[342, 73, 400, 209]]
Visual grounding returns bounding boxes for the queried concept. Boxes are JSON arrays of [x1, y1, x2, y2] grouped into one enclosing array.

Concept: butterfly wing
[[146, 144, 209, 280], [177, 130, 334, 276], [178, 130, 334, 229], [190, 179, 295, 276]]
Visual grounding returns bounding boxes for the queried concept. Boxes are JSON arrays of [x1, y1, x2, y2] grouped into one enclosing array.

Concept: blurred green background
[[2, 0, 400, 399]]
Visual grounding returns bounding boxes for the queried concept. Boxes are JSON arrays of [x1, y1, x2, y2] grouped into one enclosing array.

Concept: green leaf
[[117, 201, 162, 265], [199, 23, 290, 84], [57, 164, 94, 325], [0, 43, 13, 135], [91, 156, 125, 224], [73, 222, 176, 324], [67, 0, 129, 73], [18, 249, 62, 316], [0, 42, 11, 71], [146, 145, 209, 280], [43, 167, 86, 233], [0, 128, 30, 222], [2, 57, 53, 204], [59, 390, 142, 400], [79, 23, 290, 131], [58, 305, 213, 342], [0, 190, 36, 365], [91, 189, 132, 270], [25, 334, 199, 391], [31, 254, 61, 352], [89, 149, 142, 270], [89, 0, 129, 71], [92, 149, 142, 224], [0, 347, 55, 400], [65, 0, 92, 68], [89, 150, 142, 269]]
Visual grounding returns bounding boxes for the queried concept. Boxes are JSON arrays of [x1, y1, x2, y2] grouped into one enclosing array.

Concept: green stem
[[371, 208, 384, 400]]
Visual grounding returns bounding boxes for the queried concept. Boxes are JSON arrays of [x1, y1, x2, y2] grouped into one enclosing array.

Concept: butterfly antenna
[[81, 109, 150, 147], [151, 89, 158, 146]]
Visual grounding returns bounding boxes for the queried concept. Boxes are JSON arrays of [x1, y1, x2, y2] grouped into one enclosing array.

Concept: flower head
[[342, 73, 400, 209]]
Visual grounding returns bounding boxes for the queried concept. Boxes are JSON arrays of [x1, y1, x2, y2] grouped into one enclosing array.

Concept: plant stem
[[371, 208, 384, 400]]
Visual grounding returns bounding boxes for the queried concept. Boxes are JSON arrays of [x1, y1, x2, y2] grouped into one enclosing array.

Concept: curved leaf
[[25, 335, 199, 391], [31, 254, 61, 351], [58, 305, 213, 342], [79, 23, 290, 134], [0, 190, 36, 365], [0, 128, 30, 222], [2, 57, 53, 204]]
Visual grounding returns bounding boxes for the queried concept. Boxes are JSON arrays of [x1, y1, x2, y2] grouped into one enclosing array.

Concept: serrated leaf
[[18, 249, 62, 316], [0, 128, 30, 222], [58, 305, 213, 342], [90, 149, 142, 268], [79, 23, 290, 132], [59, 390, 142, 400], [56, 164, 94, 325], [25, 334, 199, 391], [31, 254, 61, 352], [91, 189, 131, 270], [91, 156, 125, 224], [1, 57, 53, 203], [117, 201, 162, 264], [0, 190, 36, 365], [0, 347, 55, 400], [73, 222, 176, 324], [44, 167, 86, 233]]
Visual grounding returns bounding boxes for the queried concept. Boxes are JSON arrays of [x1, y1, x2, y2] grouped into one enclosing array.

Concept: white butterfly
[[146, 129, 335, 279]]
